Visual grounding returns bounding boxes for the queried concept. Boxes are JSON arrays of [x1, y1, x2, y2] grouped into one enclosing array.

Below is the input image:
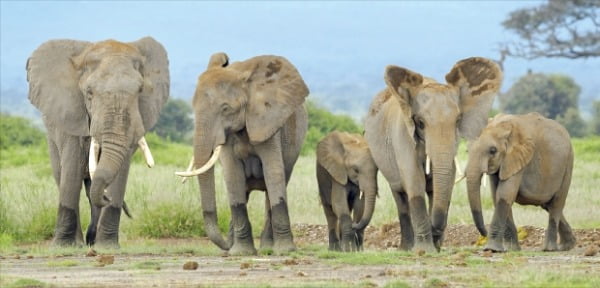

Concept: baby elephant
[[317, 131, 378, 251], [466, 113, 575, 252]]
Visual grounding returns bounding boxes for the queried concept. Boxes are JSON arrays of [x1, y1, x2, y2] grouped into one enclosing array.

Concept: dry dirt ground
[[1, 224, 599, 287]]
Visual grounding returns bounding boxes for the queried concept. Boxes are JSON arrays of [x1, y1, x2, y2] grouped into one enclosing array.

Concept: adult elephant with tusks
[[364, 57, 502, 252], [27, 37, 170, 247], [176, 52, 308, 256]]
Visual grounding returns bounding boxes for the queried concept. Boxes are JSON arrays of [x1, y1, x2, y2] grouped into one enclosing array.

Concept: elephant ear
[[384, 65, 424, 146], [130, 37, 170, 131], [498, 121, 535, 181], [446, 57, 502, 141], [317, 131, 348, 185], [244, 56, 309, 143], [27, 39, 92, 136]]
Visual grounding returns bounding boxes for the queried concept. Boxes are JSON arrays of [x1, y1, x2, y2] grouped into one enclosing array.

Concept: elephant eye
[[414, 117, 425, 130], [489, 146, 497, 155], [221, 103, 233, 114]]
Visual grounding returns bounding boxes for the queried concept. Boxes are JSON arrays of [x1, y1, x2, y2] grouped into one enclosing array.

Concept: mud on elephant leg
[[323, 204, 340, 251], [558, 215, 576, 251], [484, 199, 511, 252], [95, 206, 122, 248], [259, 196, 274, 251], [228, 203, 257, 256], [392, 190, 414, 250], [503, 212, 521, 251], [409, 195, 436, 253], [542, 212, 560, 252]]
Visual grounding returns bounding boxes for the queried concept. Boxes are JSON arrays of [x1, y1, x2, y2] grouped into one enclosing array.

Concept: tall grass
[[1, 136, 598, 246]]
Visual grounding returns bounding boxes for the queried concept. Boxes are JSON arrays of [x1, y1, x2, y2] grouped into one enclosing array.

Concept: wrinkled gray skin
[[190, 53, 308, 255], [27, 37, 169, 247], [316, 131, 378, 252], [466, 113, 576, 252], [364, 57, 502, 252]]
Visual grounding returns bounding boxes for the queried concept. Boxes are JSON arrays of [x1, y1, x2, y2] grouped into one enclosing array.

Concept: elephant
[[364, 57, 502, 252], [466, 113, 576, 252], [26, 37, 169, 247], [176, 52, 308, 255], [316, 131, 378, 252]]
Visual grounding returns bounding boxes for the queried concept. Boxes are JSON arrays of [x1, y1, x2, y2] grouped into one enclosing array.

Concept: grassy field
[[1, 135, 599, 249]]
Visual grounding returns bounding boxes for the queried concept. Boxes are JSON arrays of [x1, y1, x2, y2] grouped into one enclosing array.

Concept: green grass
[[1, 278, 52, 288], [46, 259, 79, 267], [0, 136, 598, 248]]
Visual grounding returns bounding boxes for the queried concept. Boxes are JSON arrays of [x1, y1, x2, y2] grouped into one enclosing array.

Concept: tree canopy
[[0, 113, 45, 149], [302, 101, 362, 155], [151, 98, 194, 143], [500, 72, 587, 137], [501, 0, 600, 60]]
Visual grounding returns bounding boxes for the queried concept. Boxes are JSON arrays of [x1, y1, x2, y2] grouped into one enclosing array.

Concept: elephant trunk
[[430, 149, 456, 247], [466, 157, 487, 236], [352, 175, 377, 231], [90, 133, 129, 208], [195, 126, 230, 251]]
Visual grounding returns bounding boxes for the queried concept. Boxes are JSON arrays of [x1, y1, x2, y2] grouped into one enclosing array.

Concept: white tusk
[[137, 136, 155, 168], [181, 156, 195, 184], [425, 155, 430, 175], [454, 157, 465, 184], [482, 174, 488, 188], [175, 145, 222, 177], [89, 137, 100, 180], [454, 174, 466, 184]]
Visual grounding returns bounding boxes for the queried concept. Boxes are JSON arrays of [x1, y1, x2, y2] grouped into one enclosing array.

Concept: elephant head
[[466, 114, 535, 236], [27, 37, 169, 208], [383, 57, 502, 246], [317, 131, 378, 231], [176, 53, 308, 250]]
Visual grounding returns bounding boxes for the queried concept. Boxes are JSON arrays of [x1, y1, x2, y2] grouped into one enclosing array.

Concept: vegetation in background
[[302, 100, 362, 155], [499, 73, 587, 137], [590, 100, 600, 135], [0, 113, 45, 149], [500, 0, 600, 60], [150, 98, 194, 143]]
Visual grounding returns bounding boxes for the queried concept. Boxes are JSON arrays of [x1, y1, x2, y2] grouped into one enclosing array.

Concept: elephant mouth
[[88, 135, 155, 184]]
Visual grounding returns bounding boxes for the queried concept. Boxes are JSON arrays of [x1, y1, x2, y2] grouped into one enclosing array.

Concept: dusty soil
[[1, 224, 599, 287]]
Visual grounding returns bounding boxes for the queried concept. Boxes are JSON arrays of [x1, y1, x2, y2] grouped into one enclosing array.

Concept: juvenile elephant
[[466, 113, 576, 252], [176, 53, 308, 255], [27, 37, 169, 247], [317, 131, 378, 251], [364, 57, 502, 252]]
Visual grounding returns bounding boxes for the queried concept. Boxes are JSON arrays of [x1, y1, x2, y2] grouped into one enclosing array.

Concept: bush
[[0, 113, 45, 150], [302, 101, 362, 155]]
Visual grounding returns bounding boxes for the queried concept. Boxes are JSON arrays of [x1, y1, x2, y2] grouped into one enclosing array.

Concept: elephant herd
[[26, 36, 575, 255]]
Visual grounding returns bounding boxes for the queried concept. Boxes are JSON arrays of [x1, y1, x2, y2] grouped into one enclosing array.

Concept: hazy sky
[[1, 1, 598, 116]]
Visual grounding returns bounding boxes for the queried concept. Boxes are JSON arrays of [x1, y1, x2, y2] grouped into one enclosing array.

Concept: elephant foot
[[542, 242, 559, 252], [412, 241, 437, 254], [229, 241, 257, 256], [95, 206, 121, 249], [483, 238, 505, 253], [559, 234, 576, 251], [94, 239, 120, 249], [273, 238, 296, 255], [53, 205, 83, 247], [340, 238, 358, 252], [504, 241, 521, 251]]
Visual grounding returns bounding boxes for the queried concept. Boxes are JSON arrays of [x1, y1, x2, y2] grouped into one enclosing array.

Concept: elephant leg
[[323, 203, 340, 251], [484, 176, 520, 252], [331, 183, 356, 252], [95, 151, 133, 248], [392, 189, 414, 251], [51, 135, 85, 246], [84, 178, 101, 246], [503, 209, 520, 251], [558, 214, 576, 251], [260, 194, 274, 250], [351, 193, 365, 250], [255, 134, 295, 254], [542, 201, 564, 252], [221, 148, 256, 256]]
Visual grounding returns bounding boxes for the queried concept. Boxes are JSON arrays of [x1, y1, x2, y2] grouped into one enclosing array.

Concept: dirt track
[[1, 224, 599, 287]]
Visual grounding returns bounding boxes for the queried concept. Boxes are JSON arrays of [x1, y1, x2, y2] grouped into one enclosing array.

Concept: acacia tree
[[501, 0, 600, 60]]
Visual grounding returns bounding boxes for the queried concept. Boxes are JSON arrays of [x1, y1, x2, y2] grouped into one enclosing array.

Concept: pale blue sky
[[1, 1, 598, 117]]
